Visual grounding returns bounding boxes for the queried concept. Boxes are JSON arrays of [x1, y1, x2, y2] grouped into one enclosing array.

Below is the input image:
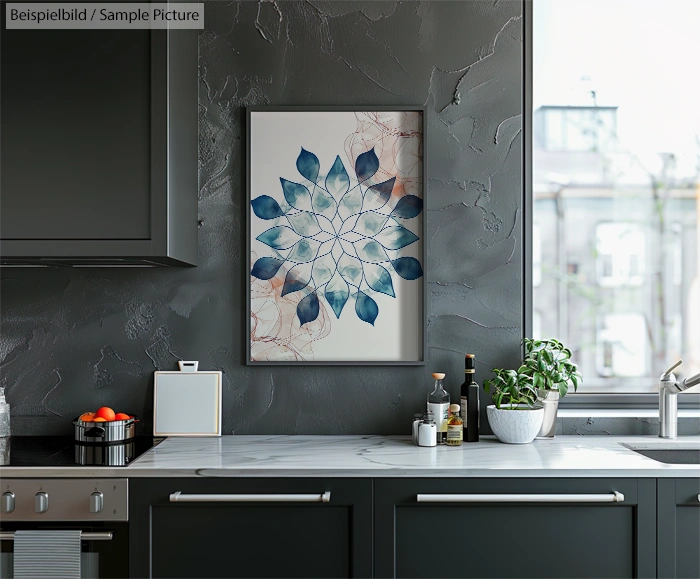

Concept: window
[[595, 223, 645, 287], [533, 0, 700, 393]]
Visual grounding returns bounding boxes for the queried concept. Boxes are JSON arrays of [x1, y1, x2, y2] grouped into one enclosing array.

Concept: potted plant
[[484, 369, 544, 444], [519, 338, 582, 438]]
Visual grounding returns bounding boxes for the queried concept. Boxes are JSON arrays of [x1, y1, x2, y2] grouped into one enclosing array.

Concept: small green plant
[[484, 368, 539, 410], [520, 338, 582, 397]]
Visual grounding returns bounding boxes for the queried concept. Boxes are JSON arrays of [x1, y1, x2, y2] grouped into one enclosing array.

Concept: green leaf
[[533, 372, 543, 390], [542, 349, 553, 365], [571, 375, 579, 391], [558, 382, 569, 397]]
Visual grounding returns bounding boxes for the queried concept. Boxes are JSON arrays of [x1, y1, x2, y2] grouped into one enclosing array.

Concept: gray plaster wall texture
[[1, 0, 526, 436]]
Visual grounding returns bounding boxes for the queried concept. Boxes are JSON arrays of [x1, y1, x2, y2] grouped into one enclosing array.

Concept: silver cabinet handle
[[0, 532, 113, 541], [169, 491, 331, 503], [416, 492, 625, 503]]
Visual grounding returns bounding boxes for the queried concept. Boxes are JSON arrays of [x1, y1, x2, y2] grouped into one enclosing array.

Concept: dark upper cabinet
[[129, 478, 373, 579], [0, 13, 197, 266], [374, 478, 657, 579]]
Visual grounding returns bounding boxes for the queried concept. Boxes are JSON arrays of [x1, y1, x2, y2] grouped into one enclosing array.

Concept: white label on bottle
[[447, 424, 463, 443], [460, 396, 467, 429], [428, 403, 449, 432]]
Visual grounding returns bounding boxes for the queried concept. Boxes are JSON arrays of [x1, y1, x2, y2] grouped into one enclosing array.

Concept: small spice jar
[[446, 403, 463, 446]]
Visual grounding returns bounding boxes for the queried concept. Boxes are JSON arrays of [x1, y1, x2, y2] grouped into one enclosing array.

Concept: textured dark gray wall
[[1, 0, 525, 436]]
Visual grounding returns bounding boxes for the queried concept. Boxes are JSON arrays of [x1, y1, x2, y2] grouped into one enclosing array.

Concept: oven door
[[0, 522, 128, 579]]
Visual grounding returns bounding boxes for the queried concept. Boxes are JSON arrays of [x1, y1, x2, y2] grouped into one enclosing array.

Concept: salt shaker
[[412, 412, 424, 445], [418, 411, 437, 447]]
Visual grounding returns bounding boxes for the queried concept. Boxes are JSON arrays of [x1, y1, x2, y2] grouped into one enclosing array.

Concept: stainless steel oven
[[0, 479, 128, 579]]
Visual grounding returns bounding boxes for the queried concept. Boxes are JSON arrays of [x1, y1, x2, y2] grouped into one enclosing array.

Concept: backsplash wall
[[1, 0, 525, 435]]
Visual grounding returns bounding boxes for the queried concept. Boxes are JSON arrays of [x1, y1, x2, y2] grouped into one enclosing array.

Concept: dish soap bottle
[[446, 403, 463, 446], [428, 373, 450, 444], [0, 386, 10, 437]]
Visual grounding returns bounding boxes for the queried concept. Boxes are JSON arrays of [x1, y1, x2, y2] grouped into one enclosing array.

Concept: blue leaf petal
[[287, 239, 321, 263], [251, 257, 285, 280], [363, 177, 395, 211], [280, 178, 313, 211], [375, 226, 419, 250], [365, 263, 395, 297], [391, 257, 423, 280], [337, 253, 363, 285], [354, 212, 388, 236], [296, 148, 320, 183], [281, 263, 312, 296], [312, 188, 337, 220], [256, 226, 301, 250], [297, 292, 320, 326], [391, 195, 423, 219], [286, 212, 321, 236], [325, 156, 350, 198], [324, 272, 349, 319], [338, 186, 363, 220], [355, 148, 380, 181], [354, 239, 389, 263], [355, 291, 379, 326], [251, 195, 285, 220]]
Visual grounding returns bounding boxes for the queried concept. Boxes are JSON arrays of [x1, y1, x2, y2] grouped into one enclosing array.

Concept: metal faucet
[[659, 360, 700, 438]]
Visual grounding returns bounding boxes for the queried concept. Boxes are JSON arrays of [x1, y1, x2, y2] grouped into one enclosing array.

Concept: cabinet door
[[658, 478, 700, 578], [129, 478, 372, 579], [375, 478, 655, 579], [0, 4, 197, 265]]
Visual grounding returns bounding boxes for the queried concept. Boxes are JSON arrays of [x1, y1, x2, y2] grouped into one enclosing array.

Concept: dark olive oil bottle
[[461, 354, 480, 442]]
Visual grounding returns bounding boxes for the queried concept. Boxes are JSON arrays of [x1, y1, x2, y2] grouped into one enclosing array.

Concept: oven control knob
[[2, 491, 15, 514], [35, 492, 49, 514], [89, 492, 104, 514]]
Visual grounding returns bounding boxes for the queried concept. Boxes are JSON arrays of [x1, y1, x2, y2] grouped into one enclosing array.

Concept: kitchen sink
[[621, 442, 700, 464]]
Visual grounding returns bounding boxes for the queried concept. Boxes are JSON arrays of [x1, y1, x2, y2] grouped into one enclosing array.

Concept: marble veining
[[3, 435, 700, 478]]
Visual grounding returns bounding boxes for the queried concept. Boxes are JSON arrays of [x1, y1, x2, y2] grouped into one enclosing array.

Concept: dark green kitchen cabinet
[[129, 478, 373, 579], [374, 478, 657, 579], [658, 478, 700, 579]]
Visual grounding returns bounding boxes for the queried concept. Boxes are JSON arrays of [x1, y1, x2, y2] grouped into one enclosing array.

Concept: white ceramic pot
[[486, 404, 545, 444]]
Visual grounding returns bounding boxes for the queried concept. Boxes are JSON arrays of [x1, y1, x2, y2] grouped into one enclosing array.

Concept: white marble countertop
[[2, 435, 700, 478]]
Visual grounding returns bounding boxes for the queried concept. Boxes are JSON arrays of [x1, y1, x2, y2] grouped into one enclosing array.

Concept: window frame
[[523, 1, 699, 410]]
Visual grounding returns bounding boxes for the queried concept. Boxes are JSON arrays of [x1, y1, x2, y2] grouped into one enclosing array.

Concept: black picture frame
[[246, 106, 427, 366]]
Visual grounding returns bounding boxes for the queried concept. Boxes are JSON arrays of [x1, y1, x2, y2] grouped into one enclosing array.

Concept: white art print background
[[249, 111, 423, 362]]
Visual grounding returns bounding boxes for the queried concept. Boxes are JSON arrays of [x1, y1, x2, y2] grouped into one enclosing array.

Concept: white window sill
[[558, 408, 700, 419]]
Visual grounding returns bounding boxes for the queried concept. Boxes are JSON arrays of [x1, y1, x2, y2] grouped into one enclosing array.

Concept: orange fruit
[[92, 417, 107, 422], [94, 407, 116, 421], [78, 412, 95, 422], [114, 413, 130, 421]]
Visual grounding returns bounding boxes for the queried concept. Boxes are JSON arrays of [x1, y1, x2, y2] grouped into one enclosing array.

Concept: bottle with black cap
[[461, 354, 480, 442]]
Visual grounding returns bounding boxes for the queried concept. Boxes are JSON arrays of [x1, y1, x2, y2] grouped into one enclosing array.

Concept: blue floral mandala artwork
[[251, 147, 423, 327]]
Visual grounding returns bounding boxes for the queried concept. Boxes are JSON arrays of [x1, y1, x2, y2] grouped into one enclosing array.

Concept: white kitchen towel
[[13, 530, 81, 579]]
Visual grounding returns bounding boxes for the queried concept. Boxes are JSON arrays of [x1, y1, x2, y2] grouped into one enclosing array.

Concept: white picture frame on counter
[[153, 366, 222, 437]]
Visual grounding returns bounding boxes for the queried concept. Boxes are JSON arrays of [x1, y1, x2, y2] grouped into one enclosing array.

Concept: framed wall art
[[247, 107, 426, 365]]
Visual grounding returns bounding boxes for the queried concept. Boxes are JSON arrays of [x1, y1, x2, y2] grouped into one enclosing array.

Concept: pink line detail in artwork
[[344, 111, 423, 199], [250, 257, 331, 362]]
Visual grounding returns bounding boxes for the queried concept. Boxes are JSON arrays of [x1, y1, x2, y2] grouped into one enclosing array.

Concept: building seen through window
[[533, 0, 700, 392]]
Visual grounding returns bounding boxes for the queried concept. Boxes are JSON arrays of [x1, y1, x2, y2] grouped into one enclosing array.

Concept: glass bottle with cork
[[428, 372, 450, 444]]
